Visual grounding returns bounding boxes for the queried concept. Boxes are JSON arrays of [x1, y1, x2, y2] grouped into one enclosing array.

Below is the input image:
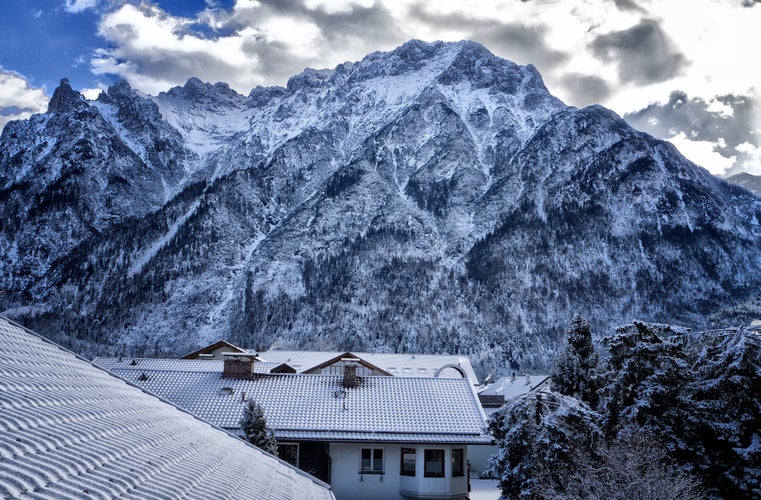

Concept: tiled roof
[[94, 357, 281, 374], [180, 340, 245, 359], [93, 359, 491, 444], [256, 350, 481, 385], [478, 374, 551, 400], [0, 317, 334, 500]]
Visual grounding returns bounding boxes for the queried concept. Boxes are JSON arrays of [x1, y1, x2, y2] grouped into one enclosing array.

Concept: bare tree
[[561, 433, 703, 500]]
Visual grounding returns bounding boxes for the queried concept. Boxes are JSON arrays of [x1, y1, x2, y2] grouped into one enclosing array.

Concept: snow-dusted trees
[[487, 390, 602, 498], [490, 320, 760, 499], [689, 328, 761, 497], [551, 314, 599, 405], [563, 433, 703, 500], [240, 399, 277, 454], [597, 322, 696, 455]]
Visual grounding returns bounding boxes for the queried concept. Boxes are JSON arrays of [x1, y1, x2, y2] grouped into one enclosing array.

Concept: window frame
[[451, 448, 464, 477], [424, 449, 446, 478], [276, 442, 299, 467], [360, 447, 384, 474], [400, 447, 416, 476]]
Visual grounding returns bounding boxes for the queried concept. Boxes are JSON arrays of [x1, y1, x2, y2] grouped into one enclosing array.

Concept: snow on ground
[[469, 479, 501, 500]]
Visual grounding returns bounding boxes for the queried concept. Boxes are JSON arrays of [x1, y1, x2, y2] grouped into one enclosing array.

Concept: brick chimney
[[222, 353, 258, 379]]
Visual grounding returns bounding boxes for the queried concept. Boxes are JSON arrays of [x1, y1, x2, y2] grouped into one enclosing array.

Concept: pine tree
[[551, 314, 599, 405], [689, 327, 761, 498], [487, 389, 603, 498], [240, 399, 278, 454], [596, 322, 695, 456]]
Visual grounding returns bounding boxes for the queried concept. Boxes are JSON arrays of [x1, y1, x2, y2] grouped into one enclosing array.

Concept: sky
[[1, 0, 759, 177]]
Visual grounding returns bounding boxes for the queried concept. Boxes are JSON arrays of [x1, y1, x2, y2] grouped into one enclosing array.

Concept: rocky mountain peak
[[46, 78, 87, 114], [101, 78, 134, 100], [286, 68, 333, 92], [161, 77, 244, 105], [1, 40, 760, 378]]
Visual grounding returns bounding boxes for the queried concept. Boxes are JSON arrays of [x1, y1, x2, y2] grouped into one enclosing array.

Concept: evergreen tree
[[689, 327, 761, 498], [488, 389, 602, 498], [240, 399, 278, 454], [596, 322, 697, 463], [551, 314, 599, 405]]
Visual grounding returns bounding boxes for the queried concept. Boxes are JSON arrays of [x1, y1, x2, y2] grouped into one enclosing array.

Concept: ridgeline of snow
[[1, 40, 761, 377]]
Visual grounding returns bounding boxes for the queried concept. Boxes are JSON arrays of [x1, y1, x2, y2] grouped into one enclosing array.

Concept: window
[[424, 449, 445, 477], [400, 448, 416, 476], [277, 443, 299, 467], [360, 448, 384, 473], [451, 448, 464, 477]]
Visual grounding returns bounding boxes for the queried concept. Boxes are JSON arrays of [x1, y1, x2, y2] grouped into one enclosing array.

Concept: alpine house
[[0, 316, 334, 500], [94, 348, 491, 500]]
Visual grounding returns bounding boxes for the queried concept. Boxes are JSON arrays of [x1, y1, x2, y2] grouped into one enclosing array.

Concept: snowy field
[[469, 479, 501, 500]]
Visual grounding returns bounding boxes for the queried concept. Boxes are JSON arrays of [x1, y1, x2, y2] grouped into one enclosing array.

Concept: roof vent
[[222, 352, 258, 380]]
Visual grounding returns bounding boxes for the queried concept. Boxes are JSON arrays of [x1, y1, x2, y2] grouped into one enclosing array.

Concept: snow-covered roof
[[253, 350, 481, 385], [478, 373, 551, 400], [93, 357, 491, 444], [180, 339, 246, 359], [0, 317, 334, 500], [95, 357, 282, 374]]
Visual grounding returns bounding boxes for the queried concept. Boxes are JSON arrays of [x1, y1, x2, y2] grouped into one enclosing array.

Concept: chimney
[[342, 358, 360, 387], [222, 352, 258, 379]]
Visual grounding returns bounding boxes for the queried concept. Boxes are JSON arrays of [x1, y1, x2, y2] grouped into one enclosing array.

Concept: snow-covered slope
[[726, 171, 761, 197], [1, 40, 760, 376]]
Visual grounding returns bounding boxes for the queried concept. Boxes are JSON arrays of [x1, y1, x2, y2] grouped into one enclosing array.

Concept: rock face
[[1, 40, 760, 375]]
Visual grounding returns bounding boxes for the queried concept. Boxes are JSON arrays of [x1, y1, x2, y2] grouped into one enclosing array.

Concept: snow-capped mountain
[[2, 40, 760, 375], [727, 172, 761, 197]]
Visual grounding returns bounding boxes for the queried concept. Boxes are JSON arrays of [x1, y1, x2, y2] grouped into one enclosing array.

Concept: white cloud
[[81, 83, 108, 100], [667, 132, 736, 176], [63, 0, 99, 14], [78, 0, 760, 174], [735, 142, 761, 175], [91, 3, 266, 94], [0, 69, 49, 133]]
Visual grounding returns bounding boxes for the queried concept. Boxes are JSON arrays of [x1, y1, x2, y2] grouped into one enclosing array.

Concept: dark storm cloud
[[625, 91, 760, 174], [306, 4, 403, 47], [560, 73, 612, 106], [408, 4, 569, 68], [613, 0, 646, 12], [215, 0, 402, 82], [591, 19, 688, 84]]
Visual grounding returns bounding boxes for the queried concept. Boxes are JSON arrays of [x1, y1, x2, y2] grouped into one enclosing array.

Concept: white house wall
[[330, 443, 402, 500], [329, 443, 469, 500]]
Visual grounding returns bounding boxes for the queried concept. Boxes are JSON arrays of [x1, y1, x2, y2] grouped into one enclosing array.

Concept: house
[[0, 316, 334, 500], [477, 372, 551, 411], [469, 372, 551, 478], [94, 351, 491, 500], [181, 339, 247, 359], [183, 347, 481, 386]]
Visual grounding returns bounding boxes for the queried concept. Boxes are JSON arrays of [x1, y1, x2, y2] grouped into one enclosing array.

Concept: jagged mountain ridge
[[1, 40, 760, 376]]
